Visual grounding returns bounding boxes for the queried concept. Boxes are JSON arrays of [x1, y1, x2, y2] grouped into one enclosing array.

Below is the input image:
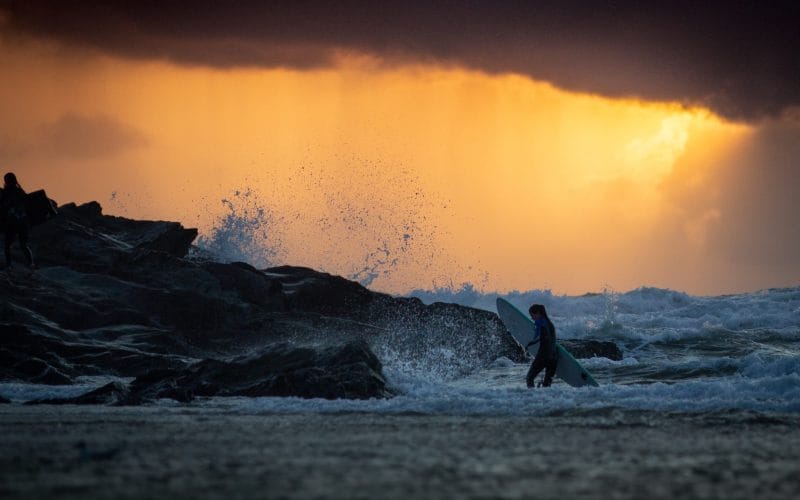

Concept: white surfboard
[[496, 297, 599, 387]]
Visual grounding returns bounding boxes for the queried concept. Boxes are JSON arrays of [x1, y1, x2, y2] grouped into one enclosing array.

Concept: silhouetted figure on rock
[[1, 172, 35, 269]]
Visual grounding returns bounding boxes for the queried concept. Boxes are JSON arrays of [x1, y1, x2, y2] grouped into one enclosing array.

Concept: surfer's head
[[3, 172, 18, 188], [529, 304, 548, 320]]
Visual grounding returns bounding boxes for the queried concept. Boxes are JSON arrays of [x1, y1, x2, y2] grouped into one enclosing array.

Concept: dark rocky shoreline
[[1, 202, 620, 404]]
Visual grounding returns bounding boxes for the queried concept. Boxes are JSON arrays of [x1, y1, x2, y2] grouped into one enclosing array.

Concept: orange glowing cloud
[[4, 37, 795, 295]]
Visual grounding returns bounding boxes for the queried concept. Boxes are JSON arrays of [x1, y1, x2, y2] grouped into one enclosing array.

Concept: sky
[[0, 1, 798, 295]]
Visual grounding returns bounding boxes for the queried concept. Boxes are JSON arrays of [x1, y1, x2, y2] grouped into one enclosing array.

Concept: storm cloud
[[649, 117, 800, 291], [2, 0, 798, 121], [0, 113, 147, 162], [43, 112, 148, 159]]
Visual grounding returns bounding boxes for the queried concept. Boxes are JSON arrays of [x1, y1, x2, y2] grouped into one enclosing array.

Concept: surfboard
[[496, 297, 599, 387]]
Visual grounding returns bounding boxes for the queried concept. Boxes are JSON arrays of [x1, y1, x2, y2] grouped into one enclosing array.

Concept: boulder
[[0, 324, 190, 383], [126, 339, 390, 403], [31, 202, 197, 274], [560, 340, 624, 361], [32, 340, 391, 405], [27, 381, 131, 406]]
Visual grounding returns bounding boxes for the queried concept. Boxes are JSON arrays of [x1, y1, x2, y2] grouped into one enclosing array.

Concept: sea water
[[186, 193, 800, 417], [3, 286, 799, 416], [195, 285, 797, 417], [3, 286, 798, 418]]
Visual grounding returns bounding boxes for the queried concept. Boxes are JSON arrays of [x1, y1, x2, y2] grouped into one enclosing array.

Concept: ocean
[[210, 285, 800, 416], [2, 285, 800, 498]]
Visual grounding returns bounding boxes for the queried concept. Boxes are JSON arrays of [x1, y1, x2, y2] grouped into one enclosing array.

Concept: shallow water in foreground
[[2, 287, 799, 497], [2, 405, 799, 499]]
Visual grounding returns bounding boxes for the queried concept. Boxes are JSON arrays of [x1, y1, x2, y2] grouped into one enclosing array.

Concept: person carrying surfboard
[[526, 304, 559, 387], [1, 172, 35, 270]]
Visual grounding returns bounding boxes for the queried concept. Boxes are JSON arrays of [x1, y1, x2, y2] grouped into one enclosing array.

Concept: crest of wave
[[282, 160, 444, 290], [193, 160, 448, 292], [195, 189, 285, 268]]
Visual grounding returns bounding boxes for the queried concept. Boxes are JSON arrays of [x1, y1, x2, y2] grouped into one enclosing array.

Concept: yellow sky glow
[[0, 39, 755, 294]]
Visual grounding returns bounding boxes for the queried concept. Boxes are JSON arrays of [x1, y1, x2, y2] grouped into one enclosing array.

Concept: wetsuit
[[526, 317, 559, 387], [1, 185, 34, 268]]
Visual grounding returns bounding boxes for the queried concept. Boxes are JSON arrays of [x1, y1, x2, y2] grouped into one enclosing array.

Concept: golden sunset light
[[3, 4, 800, 498], [0, 5, 796, 296]]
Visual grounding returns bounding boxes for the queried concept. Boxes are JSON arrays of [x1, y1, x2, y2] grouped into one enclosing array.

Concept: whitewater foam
[[5, 234, 798, 417]]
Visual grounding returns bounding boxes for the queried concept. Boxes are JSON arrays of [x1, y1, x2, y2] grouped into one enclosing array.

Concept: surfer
[[1, 172, 35, 269], [526, 304, 559, 387]]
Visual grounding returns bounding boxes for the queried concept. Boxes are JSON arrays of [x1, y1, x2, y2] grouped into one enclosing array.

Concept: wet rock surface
[[2, 202, 620, 404], [30, 340, 389, 405], [560, 339, 623, 361]]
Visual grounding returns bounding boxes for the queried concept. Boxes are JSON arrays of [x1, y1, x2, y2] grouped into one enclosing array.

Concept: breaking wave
[[192, 161, 449, 290]]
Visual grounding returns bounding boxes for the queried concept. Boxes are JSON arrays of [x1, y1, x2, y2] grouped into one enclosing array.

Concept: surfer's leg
[[542, 358, 557, 387], [526, 357, 545, 387]]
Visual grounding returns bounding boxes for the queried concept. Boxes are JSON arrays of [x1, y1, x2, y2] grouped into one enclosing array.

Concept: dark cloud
[[704, 122, 800, 267], [1, 0, 798, 121], [655, 117, 800, 290], [42, 112, 148, 160], [0, 113, 147, 161]]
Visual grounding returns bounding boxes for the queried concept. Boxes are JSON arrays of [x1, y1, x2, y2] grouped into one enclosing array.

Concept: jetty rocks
[[1, 202, 621, 404]]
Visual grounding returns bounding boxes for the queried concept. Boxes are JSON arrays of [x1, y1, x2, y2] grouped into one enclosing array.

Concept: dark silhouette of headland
[[1, 201, 620, 405]]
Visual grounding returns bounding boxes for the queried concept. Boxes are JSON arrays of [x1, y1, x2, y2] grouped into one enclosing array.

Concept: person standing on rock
[[1, 172, 35, 270], [526, 304, 559, 388]]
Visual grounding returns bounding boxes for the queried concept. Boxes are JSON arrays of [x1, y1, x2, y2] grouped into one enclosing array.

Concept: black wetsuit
[[1, 185, 34, 268], [526, 317, 559, 387]]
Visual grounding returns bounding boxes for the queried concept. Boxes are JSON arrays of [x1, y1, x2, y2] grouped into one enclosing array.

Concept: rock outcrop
[[1, 201, 620, 404], [28, 340, 388, 405], [560, 340, 623, 361]]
